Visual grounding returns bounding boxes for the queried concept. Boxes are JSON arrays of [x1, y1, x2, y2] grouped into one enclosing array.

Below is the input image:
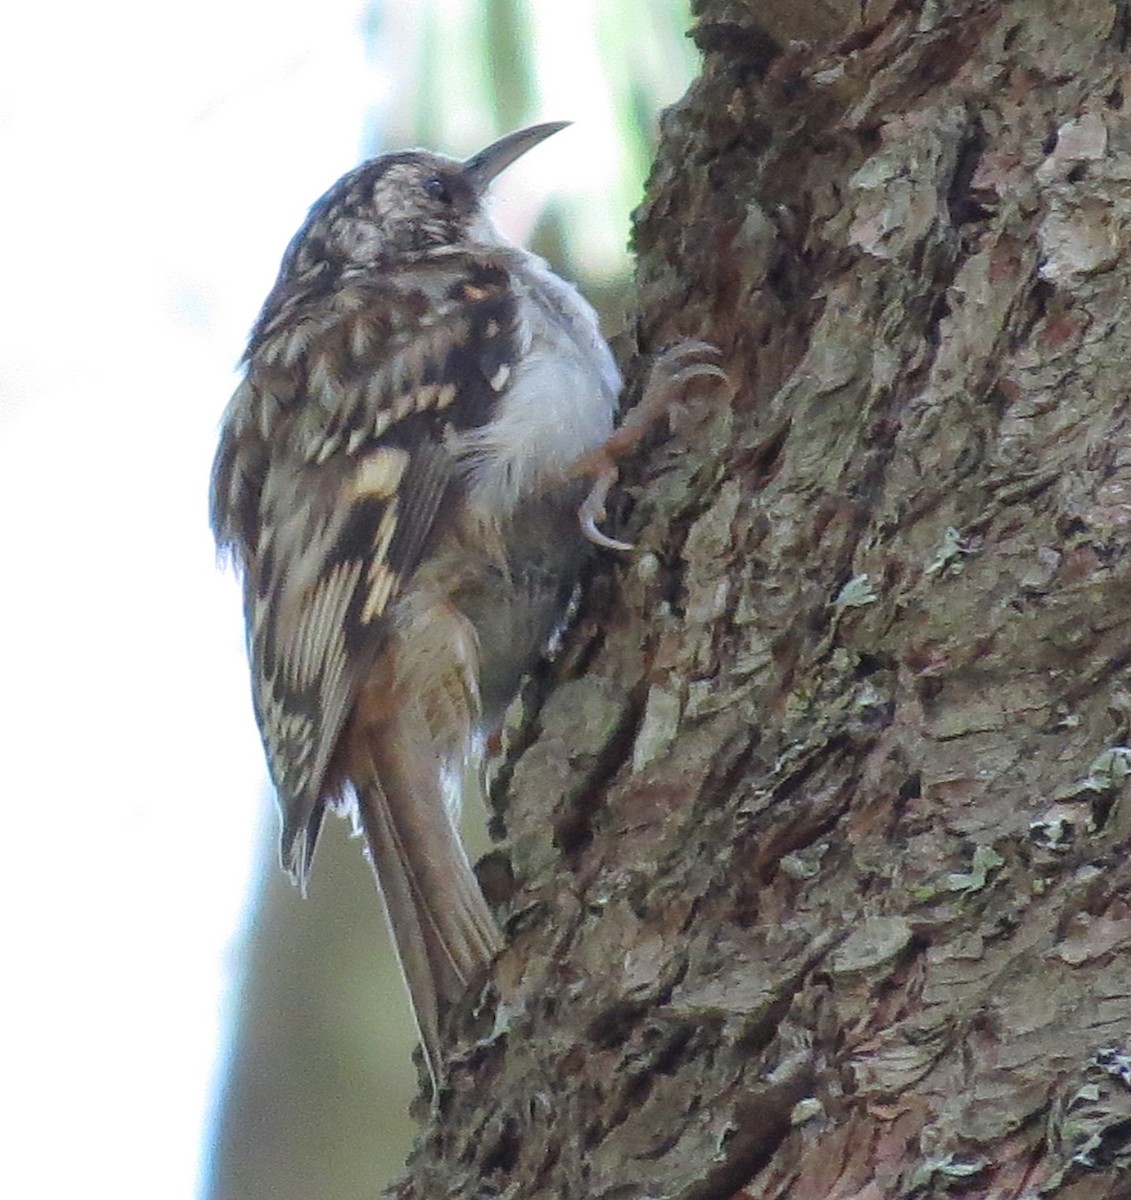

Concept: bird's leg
[[576, 341, 729, 551]]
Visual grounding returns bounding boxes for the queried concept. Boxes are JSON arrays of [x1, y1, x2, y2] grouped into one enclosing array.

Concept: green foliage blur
[[372, 0, 699, 291]]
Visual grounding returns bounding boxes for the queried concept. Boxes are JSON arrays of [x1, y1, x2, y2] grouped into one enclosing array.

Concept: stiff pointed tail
[[353, 724, 500, 1088]]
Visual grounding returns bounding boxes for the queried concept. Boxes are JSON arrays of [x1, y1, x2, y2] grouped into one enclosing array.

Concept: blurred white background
[[0, 2, 692, 1194], [2, 4, 377, 1195]]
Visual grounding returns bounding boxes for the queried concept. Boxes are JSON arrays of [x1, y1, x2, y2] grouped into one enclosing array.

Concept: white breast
[[457, 248, 621, 514]]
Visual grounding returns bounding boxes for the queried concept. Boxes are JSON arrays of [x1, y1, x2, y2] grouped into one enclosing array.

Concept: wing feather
[[210, 253, 520, 881]]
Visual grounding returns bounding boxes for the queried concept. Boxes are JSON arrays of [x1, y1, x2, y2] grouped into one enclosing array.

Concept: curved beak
[[464, 121, 571, 192]]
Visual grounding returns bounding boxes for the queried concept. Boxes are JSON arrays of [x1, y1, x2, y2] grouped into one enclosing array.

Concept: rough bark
[[395, 2, 1131, 1196]]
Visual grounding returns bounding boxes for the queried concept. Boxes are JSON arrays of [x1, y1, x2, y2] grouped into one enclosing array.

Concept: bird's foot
[[577, 341, 729, 551]]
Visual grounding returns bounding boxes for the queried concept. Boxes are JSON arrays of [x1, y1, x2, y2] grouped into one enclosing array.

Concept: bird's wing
[[209, 254, 522, 881]]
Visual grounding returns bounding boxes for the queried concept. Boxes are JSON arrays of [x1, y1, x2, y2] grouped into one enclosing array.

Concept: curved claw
[[581, 511, 634, 553], [640, 342, 730, 410], [573, 341, 728, 554], [667, 362, 729, 387], [579, 467, 634, 552], [654, 339, 721, 366]]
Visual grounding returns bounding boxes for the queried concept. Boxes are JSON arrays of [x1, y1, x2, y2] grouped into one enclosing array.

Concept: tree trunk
[[395, 2, 1131, 1196]]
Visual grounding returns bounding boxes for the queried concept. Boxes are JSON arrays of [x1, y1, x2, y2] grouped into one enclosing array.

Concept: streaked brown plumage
[[211, 122, 724, 1090], [211, 124, 621, 1087]]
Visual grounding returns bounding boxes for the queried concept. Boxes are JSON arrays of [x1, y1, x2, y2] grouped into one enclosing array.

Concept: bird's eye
[[423, 176, 452, 204]]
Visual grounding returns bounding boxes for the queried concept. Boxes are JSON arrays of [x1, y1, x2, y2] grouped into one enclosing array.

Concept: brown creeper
[[210, 121, 720, 1087]]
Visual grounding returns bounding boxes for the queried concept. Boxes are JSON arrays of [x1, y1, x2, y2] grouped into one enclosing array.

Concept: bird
[[210, 121, 722, 1089]]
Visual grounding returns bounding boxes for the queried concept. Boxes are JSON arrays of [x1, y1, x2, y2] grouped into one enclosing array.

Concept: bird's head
[[279, 121, 569, 277]]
